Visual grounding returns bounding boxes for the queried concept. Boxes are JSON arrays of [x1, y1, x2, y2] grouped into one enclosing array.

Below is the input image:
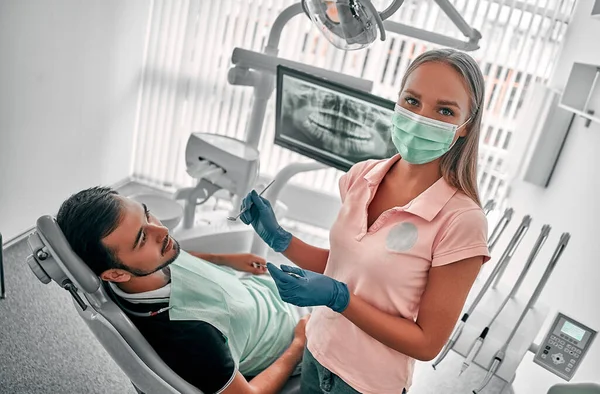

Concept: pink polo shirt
[[305, 154, 490, 394]]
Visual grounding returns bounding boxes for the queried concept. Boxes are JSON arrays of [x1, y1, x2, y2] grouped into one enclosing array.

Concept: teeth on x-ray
[[281, 78, 396, 161]]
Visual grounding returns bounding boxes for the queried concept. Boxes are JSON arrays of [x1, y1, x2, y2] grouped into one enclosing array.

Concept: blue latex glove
[[266, 263, 350, 313], [239, 190, 292, 253]]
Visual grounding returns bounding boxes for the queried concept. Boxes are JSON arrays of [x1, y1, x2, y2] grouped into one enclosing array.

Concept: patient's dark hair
[[56, 186, 123, 276]]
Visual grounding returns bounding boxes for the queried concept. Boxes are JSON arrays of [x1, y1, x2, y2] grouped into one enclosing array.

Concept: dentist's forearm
[[282, 236, 329, 274], [341, 294, 432, 361]]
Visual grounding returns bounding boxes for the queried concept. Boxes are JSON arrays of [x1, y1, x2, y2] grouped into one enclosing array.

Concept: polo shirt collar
[[363, 154, 458, 222]]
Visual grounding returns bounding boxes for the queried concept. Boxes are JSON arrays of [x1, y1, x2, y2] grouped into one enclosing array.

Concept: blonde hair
[[400, 48, 485, 206]]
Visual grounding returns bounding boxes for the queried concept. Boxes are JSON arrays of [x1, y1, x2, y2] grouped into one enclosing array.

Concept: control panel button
[[558, 345, 563, 349], [575, 354, 580, 358], [571, 359, 576, 364], [560, 340, 565, 345], [552, 353, 565, 365], [568, 363, 573, 368], [545, 345, 551, 350], [566, 368, 571, 372], [543, 350, 549, 354], [541, 354, 547, 359], [551, 335, 557, 340]]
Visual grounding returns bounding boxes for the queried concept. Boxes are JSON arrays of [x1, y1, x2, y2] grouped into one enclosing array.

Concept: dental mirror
[[227, 179, 276, 221]]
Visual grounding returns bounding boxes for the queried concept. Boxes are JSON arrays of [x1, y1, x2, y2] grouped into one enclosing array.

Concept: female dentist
[[240, 48, 491, 394]]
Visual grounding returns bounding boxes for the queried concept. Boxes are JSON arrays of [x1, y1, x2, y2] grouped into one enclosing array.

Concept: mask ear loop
[[448, 117, 472, 150], [457, 117, 472, 131]]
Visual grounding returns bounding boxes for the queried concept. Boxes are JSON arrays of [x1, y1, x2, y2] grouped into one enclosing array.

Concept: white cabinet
[[559, 62, 600, 126]]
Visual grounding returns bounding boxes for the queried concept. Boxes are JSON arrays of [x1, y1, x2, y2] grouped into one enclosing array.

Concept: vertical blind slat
[[132, 0, 576, 204]]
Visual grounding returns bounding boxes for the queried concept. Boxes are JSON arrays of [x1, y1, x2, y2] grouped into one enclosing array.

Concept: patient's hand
[[223, 253, 268, 275]]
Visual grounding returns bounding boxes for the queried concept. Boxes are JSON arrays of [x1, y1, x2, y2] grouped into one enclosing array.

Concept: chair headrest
[[28, 215, 100, 294]]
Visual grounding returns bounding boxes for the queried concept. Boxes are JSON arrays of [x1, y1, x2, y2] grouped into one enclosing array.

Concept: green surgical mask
[[391, 104, 469, 165]]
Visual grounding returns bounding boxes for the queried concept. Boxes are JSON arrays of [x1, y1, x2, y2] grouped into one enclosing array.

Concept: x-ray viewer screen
[[275, 66, 397, 172]]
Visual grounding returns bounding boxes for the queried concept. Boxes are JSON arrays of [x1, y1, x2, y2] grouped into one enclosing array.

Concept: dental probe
[[227, 179, 276, 221]]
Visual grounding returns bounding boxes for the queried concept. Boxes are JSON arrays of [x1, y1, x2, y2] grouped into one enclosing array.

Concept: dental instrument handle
[[483, 200, 496, 215], [465, 216, 531, 316], [472, 354, 503, 394], [471, 226, 550, 358], [493, 233, 570, 361], [491, 216, 531, 289], [457, 231, 524, 367], [509, 225, 551, 298], [470, 227, 552, 351], [432, 315, 467, 369], [528, 233, 571, 308], [488, 208, 514, 252], [433, 211, 515, 370], [461, 328, 488, 374]]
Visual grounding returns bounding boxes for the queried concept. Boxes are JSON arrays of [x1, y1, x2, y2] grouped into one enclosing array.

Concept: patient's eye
[[140, 204, 151, 247]]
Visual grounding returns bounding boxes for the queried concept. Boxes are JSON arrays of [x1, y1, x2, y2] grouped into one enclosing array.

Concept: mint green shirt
[[168, 250, 300, 376]]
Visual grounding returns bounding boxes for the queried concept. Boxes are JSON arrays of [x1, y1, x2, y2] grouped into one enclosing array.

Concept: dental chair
[[25, 215, 301, 394]]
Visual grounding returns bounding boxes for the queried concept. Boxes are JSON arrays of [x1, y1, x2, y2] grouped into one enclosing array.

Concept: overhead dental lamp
[[301, 0, 481, 51], [302, 0, 391, 50]]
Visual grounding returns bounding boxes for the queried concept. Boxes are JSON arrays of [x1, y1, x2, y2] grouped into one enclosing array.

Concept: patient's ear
[[101, 269, 131, 283]]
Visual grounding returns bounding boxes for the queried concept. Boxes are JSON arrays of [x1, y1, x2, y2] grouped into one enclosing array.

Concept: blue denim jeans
[[301, 347, 406, 394]]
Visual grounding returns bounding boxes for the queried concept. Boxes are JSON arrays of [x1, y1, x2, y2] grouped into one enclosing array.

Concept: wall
[[0, 0, 151, 242], [498, 1, 600, 392]]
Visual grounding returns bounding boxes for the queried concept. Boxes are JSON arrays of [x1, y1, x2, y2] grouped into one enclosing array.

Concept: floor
[[0, 181, 510, 394]]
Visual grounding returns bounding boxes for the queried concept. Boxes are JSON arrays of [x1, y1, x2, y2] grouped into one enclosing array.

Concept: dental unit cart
[[534, 313, 597, 381], [424, 227, 598, 394]]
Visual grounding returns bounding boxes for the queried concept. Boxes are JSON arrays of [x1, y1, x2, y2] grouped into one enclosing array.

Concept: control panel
[[533, 312, 597, 381]]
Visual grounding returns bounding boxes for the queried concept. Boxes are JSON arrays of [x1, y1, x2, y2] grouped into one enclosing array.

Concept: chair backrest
[[26, 215, 203, 394]]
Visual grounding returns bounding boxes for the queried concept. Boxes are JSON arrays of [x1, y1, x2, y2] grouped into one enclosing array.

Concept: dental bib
[[168, 251, 299, 376]]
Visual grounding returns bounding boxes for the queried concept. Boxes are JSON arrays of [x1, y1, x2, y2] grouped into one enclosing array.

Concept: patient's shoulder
[[136, 317, 237, 393]]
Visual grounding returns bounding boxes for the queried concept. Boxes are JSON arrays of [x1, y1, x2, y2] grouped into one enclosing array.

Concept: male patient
[[56, 186, 308, 394]]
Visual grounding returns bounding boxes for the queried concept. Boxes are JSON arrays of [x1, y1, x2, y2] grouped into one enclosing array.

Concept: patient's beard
[[127, 240, 182, 278]]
